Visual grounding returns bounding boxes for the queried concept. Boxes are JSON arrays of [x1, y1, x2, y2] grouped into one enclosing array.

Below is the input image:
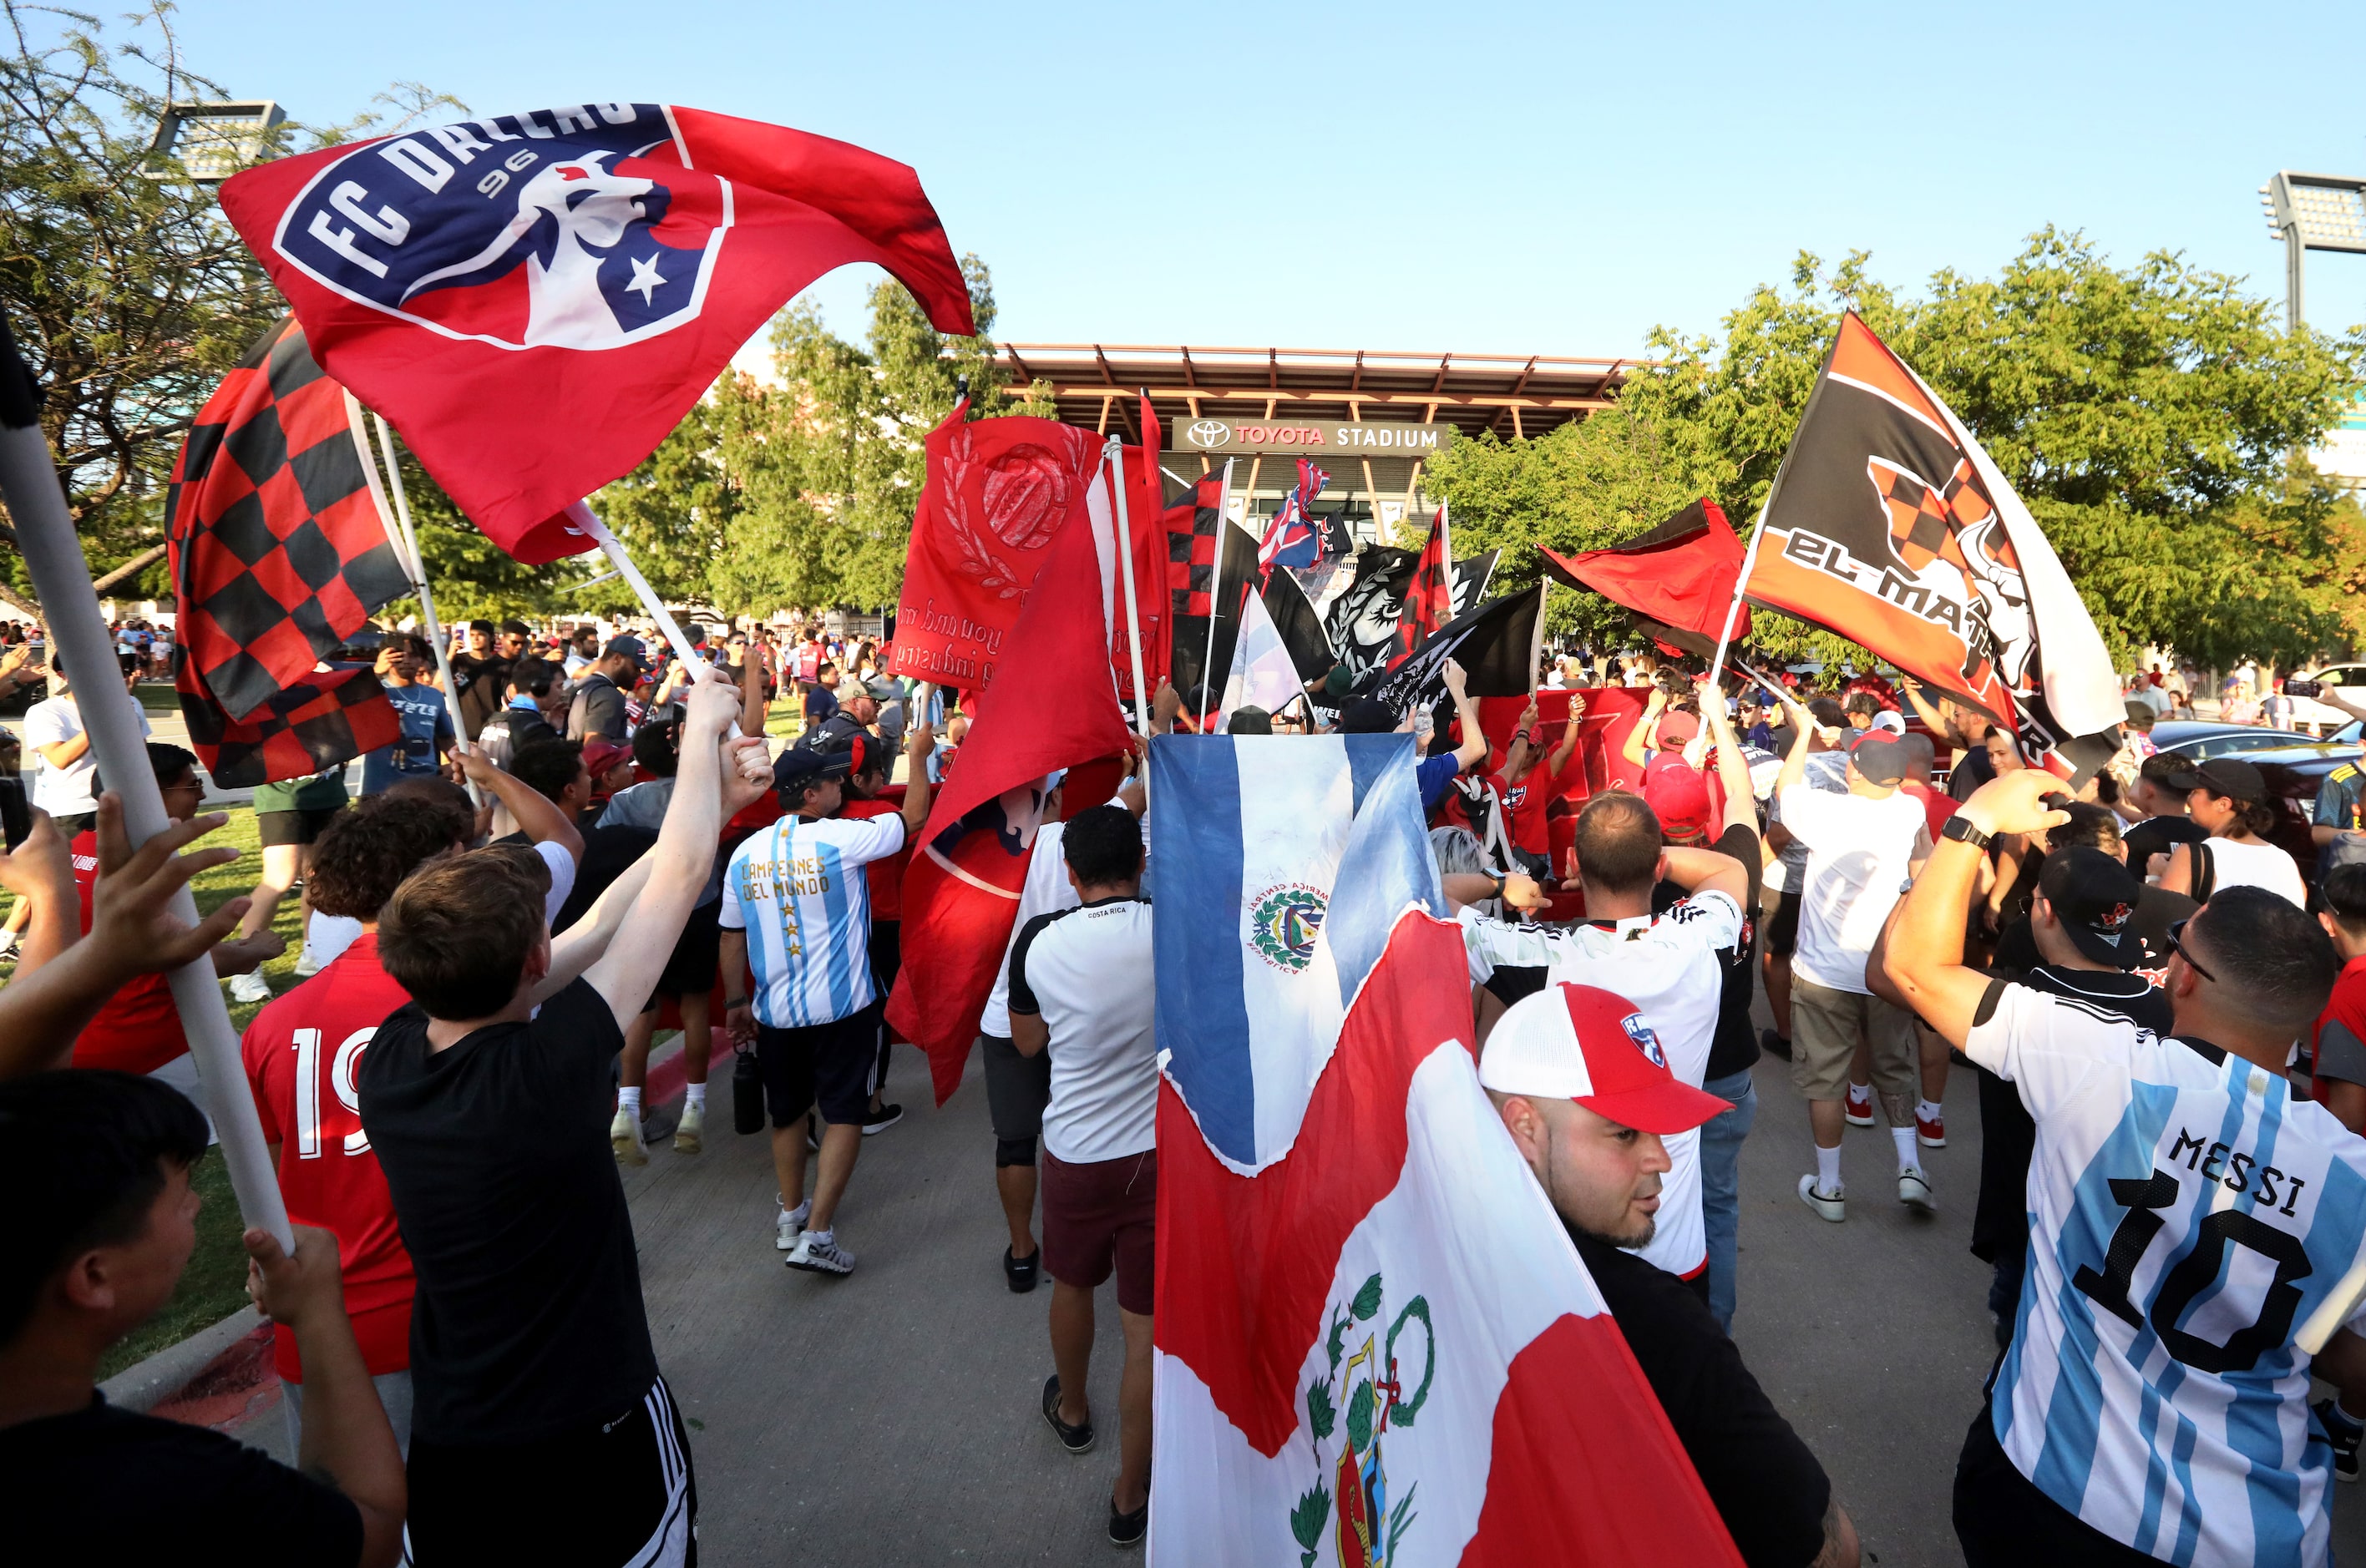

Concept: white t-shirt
[[1776, 782, 1928, 994], [1762, 749, 1849, 895], [1968, 981, 2366, 1566], [25, 695, 150, 817], [977, 822, 1075, 1039], [1457, 890, 1742, 1279], [2193, 837, 2308, 908], [1006, 896, 1158, 1164]]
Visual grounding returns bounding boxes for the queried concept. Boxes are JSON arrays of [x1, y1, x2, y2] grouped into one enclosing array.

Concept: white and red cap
[[1478, 983, 1732, 1135]]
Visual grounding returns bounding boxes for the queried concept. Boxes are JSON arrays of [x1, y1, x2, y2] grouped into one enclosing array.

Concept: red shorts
[[1041, 1147, 1157, 1315]]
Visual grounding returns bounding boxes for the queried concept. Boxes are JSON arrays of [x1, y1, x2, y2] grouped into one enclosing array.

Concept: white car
[[2287, 662, 2366, 733]]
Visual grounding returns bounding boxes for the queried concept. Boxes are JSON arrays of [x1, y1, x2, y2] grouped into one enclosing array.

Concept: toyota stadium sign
[[1176, 417, 1457, 458]]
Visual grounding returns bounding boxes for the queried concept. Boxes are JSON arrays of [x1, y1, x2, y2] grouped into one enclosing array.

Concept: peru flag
[[220, 104, 973, 562], [1148, 735, 1740, 1565]]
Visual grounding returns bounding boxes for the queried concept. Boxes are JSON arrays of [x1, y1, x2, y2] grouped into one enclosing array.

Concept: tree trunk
[[90, 541, 167, 594]]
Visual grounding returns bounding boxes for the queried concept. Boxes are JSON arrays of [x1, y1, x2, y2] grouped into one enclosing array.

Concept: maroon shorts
[[1041, 1147, 1157, 1315]]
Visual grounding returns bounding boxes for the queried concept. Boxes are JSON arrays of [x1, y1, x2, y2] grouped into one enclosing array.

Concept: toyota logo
[[1186, 419, 1233, 449]]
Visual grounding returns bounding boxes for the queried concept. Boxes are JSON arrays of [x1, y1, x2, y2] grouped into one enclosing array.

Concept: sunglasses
[[2166, 917, 2215, 984]]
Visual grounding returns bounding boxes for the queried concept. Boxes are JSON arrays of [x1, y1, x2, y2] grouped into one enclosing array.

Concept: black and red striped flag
[[1389, 504, 1456, 670], [1539, 498, 1750, 661], [165, 318, 406, 787]]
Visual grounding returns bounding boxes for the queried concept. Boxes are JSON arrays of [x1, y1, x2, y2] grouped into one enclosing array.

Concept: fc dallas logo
[[273, 104, 731, 351]]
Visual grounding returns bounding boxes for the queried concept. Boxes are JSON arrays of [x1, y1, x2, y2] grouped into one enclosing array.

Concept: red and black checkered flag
[[1390, 505, 1456, 670], [1165, 470, 1225, 620], [165, 318, 408, 786]]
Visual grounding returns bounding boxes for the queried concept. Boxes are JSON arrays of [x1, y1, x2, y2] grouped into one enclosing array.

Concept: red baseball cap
[[1477, 984, 1731, 1135], [1641, 753, 1711, 839], [580, 736, 630, 776]]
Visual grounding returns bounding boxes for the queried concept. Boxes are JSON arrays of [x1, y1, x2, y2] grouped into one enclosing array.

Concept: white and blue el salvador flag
[[1149, 732, 1441, 1172]]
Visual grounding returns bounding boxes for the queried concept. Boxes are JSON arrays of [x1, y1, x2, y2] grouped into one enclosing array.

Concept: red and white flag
[[1148, 734, 1742, 1565], [220, 104, 973, 561]]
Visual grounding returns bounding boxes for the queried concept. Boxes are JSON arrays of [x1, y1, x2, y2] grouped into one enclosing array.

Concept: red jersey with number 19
[[240, 933, 415, 1381]]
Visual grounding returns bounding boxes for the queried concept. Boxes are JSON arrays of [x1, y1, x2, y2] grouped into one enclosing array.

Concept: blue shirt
[[1416, 751, 1462, 812], [362, 685, 453, 796]]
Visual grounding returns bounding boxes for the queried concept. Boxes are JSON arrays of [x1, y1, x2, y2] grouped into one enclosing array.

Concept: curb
[[101, 1305, 266, 1415]]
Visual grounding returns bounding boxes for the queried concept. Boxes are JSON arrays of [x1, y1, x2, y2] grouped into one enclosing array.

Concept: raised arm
[[1659, 844, 1750, 909], [1503, 695, 1540, 783], [1445, 660, 1489, 773], [1897, 675, 1951, 739], [1883, 772, 2067, 1047], [1697, 675, 1756, 839], [899, 686, 936, 841], [534, 847, 659, 1004], [740, 638, 769, 736], [456, 749, 584, 865], [583, 680, 735, 1022], [1622, 687, 1666, 770], [1772, 686, 1819, 793], [1545, 690, 1584, 776]]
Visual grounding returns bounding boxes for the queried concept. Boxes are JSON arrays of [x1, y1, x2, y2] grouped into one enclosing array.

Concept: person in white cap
[[1482, 980, 1859, 1568]]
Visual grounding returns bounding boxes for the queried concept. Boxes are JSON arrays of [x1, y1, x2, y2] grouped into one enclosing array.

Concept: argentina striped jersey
[[720, 813, 906, 1029], [1968, 982, 2366, 1567]]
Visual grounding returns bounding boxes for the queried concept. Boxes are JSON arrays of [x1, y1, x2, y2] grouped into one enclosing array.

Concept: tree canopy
[[1429, 230, 2366, 670]]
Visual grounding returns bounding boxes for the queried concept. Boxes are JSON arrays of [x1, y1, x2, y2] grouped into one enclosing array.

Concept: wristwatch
[[1489, 874, 1508, 901], [1940, 815, 1993, 852], [724, 995, 748, 1010]]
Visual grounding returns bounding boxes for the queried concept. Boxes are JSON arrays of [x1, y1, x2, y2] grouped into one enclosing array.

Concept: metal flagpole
[[1199, 458, 1234, 722], [0, 323, 292, 1247], [1102, 439, 1153, 737], [345, 396, 472, 751], [1706, 504, 1770, 687]]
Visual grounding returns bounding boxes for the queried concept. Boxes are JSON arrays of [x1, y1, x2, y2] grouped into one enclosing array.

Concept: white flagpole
[[1102, 440, 1153, 737], [1706, 504, 1770, 688], [345, 397, 472, 751], [1200, 458, 1234, 724], [1438, 498, 1453, 609], [563, 500, 722, 688], [0, 326, 292, 1247]]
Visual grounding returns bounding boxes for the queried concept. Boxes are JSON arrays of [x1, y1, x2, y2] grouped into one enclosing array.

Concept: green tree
[[0, 1, 455, 602], [1430, 232, 2366, 670]]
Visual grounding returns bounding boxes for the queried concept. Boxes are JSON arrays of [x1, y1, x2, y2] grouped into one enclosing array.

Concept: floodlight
[[2260, 170, 2366, 329], [149, 101, 285, 184]]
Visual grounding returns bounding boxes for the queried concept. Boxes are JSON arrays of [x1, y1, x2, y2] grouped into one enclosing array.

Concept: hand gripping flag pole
[[1102, 438, 1153, 738], [343, 394, 473, 751], [0, 318, 294, 1248]]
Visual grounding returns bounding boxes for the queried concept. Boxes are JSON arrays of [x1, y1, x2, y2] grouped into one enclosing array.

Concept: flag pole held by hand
[[0, 316, 292, 1248]]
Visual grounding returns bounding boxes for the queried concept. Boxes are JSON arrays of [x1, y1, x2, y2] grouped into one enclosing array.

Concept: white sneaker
[[673, 1101, 704, 1155], [775, 1205, 807, 1252], [1898, 1168, 1937, 1213], [787, 1232, 856, 1276], [1796, 1173, 1846, 1223], [291, 949, 323, 979], [228, 970, 271, 1004], [610, 1107, 647, 1167], [0, 929, 18, 959]]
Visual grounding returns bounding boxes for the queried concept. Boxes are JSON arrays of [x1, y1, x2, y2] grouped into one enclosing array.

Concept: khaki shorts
[[1790, 977, 1917, 1118]]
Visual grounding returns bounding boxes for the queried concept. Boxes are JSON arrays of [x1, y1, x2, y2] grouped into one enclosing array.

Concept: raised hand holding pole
[[0, 319, 291, 1247]]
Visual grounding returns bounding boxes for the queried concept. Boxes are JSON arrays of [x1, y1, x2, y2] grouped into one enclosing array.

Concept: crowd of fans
[[3, 612, 2366, 1565]]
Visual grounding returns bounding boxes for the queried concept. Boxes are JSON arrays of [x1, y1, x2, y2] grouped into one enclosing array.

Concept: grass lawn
[[84, 804, 312, 1380]]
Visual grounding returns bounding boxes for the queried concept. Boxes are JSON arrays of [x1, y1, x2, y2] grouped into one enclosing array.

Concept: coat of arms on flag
[[1148, 734, 1741, 1565]]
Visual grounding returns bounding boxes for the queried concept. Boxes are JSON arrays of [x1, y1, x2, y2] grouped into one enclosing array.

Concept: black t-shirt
[[446, 653, 512, 736], [2121, 813, 2208, 878], [1570, 1228, 1830, 1567], [357, 977, 656, 1445], [1989, 883, 2195, 979], [1653, 821, 1765, 1080], [0, 1396, 361, 1564], [1969, 964, 2175, 1263], [1947, 744, 1998, 802]]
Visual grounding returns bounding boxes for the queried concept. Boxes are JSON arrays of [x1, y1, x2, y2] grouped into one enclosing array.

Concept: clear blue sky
[[164, 0, 2366, 357]]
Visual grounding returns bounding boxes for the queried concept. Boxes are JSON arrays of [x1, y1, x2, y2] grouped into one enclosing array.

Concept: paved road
[[225, 1018, 2366, 1565]]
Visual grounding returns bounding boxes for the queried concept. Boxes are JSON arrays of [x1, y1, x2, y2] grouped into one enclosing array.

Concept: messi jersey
[[1968, 982, 2366, 1566], [721, 813, 905, 1029]]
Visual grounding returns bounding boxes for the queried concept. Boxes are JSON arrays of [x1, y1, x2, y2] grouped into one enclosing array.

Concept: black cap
[[2038, 847, 2146, 970], [1338, 697, 1396, 735], [2157, 756, 2266, 803], [1227, 706, 1273, 735], [1845, 729, 1908, 786], [773, 746, 852, 798], [602, 635, 648, 670]]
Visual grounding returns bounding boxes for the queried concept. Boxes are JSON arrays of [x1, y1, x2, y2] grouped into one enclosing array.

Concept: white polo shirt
[[1006, 896, 1157, 1165]]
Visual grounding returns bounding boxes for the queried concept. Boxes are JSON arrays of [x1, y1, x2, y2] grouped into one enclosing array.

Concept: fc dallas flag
[[890, 402, 1102, 689], [887, 503, 1134, 1103], [1744, 312, 2120, 776], [1148, 735, 1740, 1565], [220, 104, 973, 562], [165, 318, 406, 785], [1542, 498, 1750, 661]]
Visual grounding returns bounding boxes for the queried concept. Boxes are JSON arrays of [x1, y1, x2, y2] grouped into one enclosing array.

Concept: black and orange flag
[[165, 318, 406, 787], [1740, 312, 2121, 778]]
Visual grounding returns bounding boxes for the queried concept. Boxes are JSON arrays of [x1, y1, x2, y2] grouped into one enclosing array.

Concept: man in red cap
[[1482, 981, 1859, 1568]]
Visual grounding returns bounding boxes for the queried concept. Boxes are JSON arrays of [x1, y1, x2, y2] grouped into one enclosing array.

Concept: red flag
[[889, 404, 1102, 690], [1540, 498, 1750, 661], [886, 509, 1134, 1102], [219, 104, 973, 562], [1390, 505, 1455, 670]]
